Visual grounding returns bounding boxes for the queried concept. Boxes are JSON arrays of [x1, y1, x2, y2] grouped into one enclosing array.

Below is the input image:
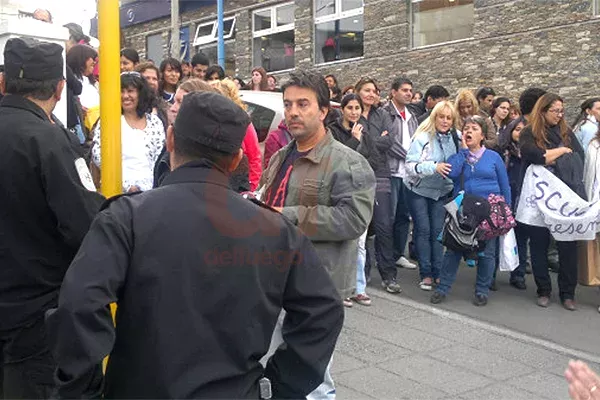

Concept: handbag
[[577, 234, 600, 286], [499, 229, 519, 272], [477, 194, 516, 240]]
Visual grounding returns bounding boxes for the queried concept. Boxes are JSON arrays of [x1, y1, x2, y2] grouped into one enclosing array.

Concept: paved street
[[332, 268, 600, 400]]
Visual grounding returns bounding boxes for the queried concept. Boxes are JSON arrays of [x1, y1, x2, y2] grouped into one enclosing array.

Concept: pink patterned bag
[[477, 194, 516, 240]]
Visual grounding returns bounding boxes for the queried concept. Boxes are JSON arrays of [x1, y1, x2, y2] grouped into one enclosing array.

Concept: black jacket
[[46, 161, 344, 399], [519, 124, 585, 197], [0, 95, 104, 331], [328, 116, 386, 177], [66, 65, 83, 130], [407, 99, 427, 119]]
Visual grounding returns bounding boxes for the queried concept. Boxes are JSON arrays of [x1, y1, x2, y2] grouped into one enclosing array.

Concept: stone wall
[[122, 0, 600, 118]]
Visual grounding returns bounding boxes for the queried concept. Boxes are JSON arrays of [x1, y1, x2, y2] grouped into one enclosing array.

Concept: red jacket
[[263, 121, 292, 169], [241, 123, 262, 191]]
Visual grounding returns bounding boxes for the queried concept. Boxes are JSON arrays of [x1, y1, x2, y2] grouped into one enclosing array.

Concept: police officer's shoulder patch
[[74, 158, 97, 191], [100, 192, 142, 211]]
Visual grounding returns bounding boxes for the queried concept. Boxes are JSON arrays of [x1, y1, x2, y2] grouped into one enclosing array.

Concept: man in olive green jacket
[[258, 72, 376, 302], [258, 70, 375, 400]]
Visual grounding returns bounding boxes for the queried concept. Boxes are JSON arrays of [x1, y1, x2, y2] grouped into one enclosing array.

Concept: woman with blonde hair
[[404, 101, 461, 291], [215, 79, 263, 190], [455, 89, 497, 151]]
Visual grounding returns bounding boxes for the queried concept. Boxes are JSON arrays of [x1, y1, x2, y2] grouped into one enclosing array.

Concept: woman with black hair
[[325, 74, 341, 102], [491, 97, 512, 136], [205, 65, 225, 82], [92, 72, 165, 193], [66, 44, 99, 112], [120, 48, 140, 72], [159, 58, 183, 104]]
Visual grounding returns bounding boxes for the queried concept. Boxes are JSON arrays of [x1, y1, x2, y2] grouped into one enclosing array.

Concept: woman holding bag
[[430, 116, 511, 306]]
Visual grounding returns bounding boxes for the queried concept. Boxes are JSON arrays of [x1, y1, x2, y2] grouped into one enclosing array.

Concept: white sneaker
[[396, 256, 417, 269]]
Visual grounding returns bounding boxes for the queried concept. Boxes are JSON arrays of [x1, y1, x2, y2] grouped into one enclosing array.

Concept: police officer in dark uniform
[[47, 91, 344, 399], [0, 37, 104, 398]]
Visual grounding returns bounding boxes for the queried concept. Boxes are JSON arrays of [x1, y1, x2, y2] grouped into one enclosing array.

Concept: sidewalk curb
[[369, 288, 600, 365]]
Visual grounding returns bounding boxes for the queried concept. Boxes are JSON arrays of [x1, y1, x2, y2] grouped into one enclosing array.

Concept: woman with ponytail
[[572, 98, 600, 151]]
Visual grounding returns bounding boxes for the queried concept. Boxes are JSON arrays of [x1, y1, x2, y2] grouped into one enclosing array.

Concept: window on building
[[314, 0, 364, 64], [193, 17, 236, 46], [411, 0, 474, 48], [252, 3, 295, 72], [146, 33, 164, 64], [195, 43, 236, 77]]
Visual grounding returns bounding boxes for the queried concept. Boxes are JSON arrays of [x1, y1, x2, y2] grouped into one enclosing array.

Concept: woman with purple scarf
[[430, 115, 511, 307]]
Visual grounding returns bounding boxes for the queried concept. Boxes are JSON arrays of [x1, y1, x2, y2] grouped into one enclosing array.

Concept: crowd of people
[[58, 26, 600, 313], [2, 19, 600, 398]]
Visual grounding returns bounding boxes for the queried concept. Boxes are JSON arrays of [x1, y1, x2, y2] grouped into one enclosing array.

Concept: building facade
[[122, 0, 600, 115]]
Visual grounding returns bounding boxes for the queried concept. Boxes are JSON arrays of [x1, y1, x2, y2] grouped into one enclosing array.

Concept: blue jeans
[[391, 177, 411, 260], [356, 231, 367, 295], [437, 239, 497, 297], [406, 190, 446, 281]]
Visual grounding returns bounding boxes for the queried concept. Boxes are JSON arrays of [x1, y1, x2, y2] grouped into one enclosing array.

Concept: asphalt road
[[369, 264, 600, 358]]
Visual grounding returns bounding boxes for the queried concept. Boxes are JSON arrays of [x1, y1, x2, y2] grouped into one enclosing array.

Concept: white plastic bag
[[499, 229, 519, 272]]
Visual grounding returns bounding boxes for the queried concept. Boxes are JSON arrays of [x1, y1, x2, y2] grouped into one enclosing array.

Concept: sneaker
[[536, 296, 550, 308], [430, 291, 446, 304], [510, 280, 527, 290], [419, 279, 433, 291], [352, 293, 372, 306], [472, 293, 488, 306], [381, 280, 402, 294], [396, 256, 417, 269], [343, 298, 353, 308]]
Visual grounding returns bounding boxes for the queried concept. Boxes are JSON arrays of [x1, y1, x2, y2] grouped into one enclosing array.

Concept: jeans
[[523, 224, 578, 301], [510, 222, 529, 283], [356, 231, 368, 295], [437, 238, 497, 297], [372, 178, 397, 282], [406, 190, 446, 281], [1, 317, 56, 399], [390, 177, 411, 260]]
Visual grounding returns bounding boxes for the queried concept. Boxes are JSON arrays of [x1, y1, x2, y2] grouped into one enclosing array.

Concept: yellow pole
[[98, 0, 122, 197]]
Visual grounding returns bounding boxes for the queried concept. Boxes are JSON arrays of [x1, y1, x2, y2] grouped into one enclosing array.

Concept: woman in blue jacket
[[431, 115, 511, 306], [404, 101, 460, 291]]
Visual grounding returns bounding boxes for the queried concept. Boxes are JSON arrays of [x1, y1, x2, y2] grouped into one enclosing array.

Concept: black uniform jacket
[[0, 95, 104, 332], [47, 160, 344, 399]]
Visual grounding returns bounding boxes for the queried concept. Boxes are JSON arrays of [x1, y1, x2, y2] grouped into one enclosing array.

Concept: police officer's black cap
[[4, 37, 63, 81], [174, 92, 250, 154]]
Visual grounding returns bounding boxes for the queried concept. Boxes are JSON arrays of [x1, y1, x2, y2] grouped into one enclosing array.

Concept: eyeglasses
[[547, 108, 565, 116]]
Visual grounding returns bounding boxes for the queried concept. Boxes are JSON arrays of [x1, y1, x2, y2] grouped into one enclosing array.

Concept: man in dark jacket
[[47, 91, 344, 399], [0, 37, 104, 398], [408, 84, 450, 124]]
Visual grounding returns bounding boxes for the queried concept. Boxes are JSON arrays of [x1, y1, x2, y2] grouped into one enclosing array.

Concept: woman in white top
[[66, 44, 100, 110], [92, 72, 165, 193]]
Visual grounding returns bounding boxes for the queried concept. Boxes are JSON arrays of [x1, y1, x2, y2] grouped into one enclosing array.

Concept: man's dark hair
[[519, 87, 547, 116], [5, 78, 62, 100], [205, 65, 225, 81], [191, 52, 210, 67], [173, 137, 237, 170], [424, 85, 450, 102], [120, 48, 140, 64], [391, 77, 413, 91], [121, 73, 154, 118], [476, 87, 496, 102], [281, 70, 330, 110]]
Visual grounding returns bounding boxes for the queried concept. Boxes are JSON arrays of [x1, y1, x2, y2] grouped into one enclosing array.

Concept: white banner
[[516, 165, 600, 241]]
